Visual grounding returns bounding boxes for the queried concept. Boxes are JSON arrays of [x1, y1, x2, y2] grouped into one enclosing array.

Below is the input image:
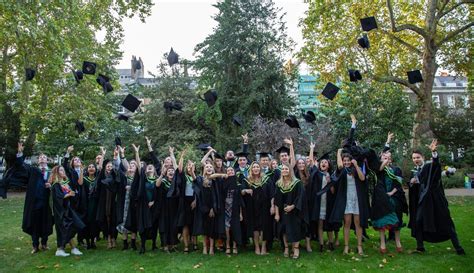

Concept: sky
[[117, 0, 309, 74]]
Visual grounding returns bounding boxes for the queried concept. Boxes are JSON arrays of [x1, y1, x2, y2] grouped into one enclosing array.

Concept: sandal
[[193, 244, 198, 251], [292, 247, 300, 259], [225, 247, 231, 255], [357, 245, 364, 256], [183, 247, 189, 254], [343, 245, 350, 255], [283, 247, 289, 258], [232, 247, 238, 255]]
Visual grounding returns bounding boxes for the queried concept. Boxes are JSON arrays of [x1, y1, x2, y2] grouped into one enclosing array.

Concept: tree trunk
[[411, 37, 438, 148]]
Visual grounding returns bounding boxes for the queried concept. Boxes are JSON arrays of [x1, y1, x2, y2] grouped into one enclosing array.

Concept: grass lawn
[[0, 194, 473, 273]]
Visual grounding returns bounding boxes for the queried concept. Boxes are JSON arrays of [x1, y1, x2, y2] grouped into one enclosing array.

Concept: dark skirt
[[183, 196, 195, 228]]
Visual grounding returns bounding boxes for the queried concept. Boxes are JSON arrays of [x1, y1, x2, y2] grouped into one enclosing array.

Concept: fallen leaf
[[252, 265, 256, 268], [352, 269, 356, 272], [139, 267, 144, 271], [193, 264, 201, 269], [14, 247, 21, 251], [36, 265, 47, 269], [450, 268, 454, 271], [446, 247, 451, 250], [382, 258, 387, 264], [54, 264, 60, 268], [379, 264, 384, 268]]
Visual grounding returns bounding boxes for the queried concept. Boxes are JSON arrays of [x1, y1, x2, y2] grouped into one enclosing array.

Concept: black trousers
[[31, 207, 49, 248]]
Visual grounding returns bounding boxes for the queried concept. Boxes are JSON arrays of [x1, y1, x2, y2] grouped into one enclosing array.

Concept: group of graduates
[[11, 115, 465, 258]]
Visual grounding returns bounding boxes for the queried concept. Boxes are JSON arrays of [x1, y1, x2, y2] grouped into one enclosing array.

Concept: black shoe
[[456, 247, 466, 255], [91, 242, 97, 249], [319, 244, 324, 253], [139, 247, 145, 255], [152, 240, 158, 251], [416, 247, 426, 253], [328, 242, 334, 251], [131, 239, 137, 250], [122, 240, 129, 250]]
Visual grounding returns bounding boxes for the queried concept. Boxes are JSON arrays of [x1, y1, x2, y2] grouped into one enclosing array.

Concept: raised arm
[[309, 142, 315, 168], [146, 137, 162, 172], [337, 148, 343, 170], [132, 144, 141, 169], [97, 147, 106, 171], [113, 147, 121, 171], [348, 114, 357, 144], [242, 133, 249, 154], [15, 142, 26, 167], [118, 146, 129, 172], [169, 146, 178, 170], [178, 149, 187, 173], [284, 138, 296, 169], [63, 145, 74, 172], [200, 147, 214, 167], [352, 159, 365, 181]]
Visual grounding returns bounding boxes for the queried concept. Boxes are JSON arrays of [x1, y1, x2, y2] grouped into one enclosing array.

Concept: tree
[[316, 81, 414, 163], [300, 0, 473, 147], [141, 57, 209, 160], [193, 0, 296, 152], [0, 1, 153, 167]]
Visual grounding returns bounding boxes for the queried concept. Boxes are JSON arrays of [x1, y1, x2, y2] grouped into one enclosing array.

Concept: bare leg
[[305, 237, 312, 252], [293, 241, 300, 259], [253, 231, 261, 254], [225, 228, 231, 254], [209, 238, 215, 255], [343, 214, 352, 254], [183, 226, 190, 251], [353, 215, 363, 255], [202, 236, 208, 255], [283, 234, 289, 257], [395, 230, 402, 250], [379, 230, 386, 252], [318, 219, 324, 251]]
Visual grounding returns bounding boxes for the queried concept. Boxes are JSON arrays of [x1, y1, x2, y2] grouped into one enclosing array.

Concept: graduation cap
[[164, 101, 183, 112], [201, 89, 218, 107], [233, 115, 244, 127], [407, 70, 423, 84], [167, 48, 179, 66], [25, 68, 36, 81], [121, 94, 141, 113], [197, 143, 211, 151], [317, 151, 331, 162], [114, 136, 122, 146], [321, 82, 340, 100], [276, 146, 290, 155], [348, 69, 362, 82], [235, 151, 249, 158], [302, 111, 316, 123], [82, 61, 97, 75], [117, 114, 130, 122], [357, 34, 370, 49], [285, 115, 300, 129], [75, 120, 85, 134], [214, 152, 224, 160], [360, 16, 378, 31], [96, 74, 113, 93], [72, 70, 83, 83], [257, 152, 271, 158]]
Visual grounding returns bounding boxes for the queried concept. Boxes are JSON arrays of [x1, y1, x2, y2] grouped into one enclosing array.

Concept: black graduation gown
[[216, 176, 243, 244], [13, 156, 53, 237], [158, 171, 180, 245], [310, 170, 338, 231], [274, 178, 308, 243], [62, 157, 87, 222], [193, 176, 218, 238], [83, 175, 99, 239], [134, 168, 160, 234], [175, 171, 194, 229], [328, 168, 369, 228], [52, 181, 85, 247], [414, 156, 456, 243], [95, 163, 119, 237], [408, 166, 421, 237]]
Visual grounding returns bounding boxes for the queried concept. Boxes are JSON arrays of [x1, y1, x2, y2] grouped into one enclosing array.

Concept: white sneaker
[[55, 249, 70, 257], [71, 248, 83, 256]]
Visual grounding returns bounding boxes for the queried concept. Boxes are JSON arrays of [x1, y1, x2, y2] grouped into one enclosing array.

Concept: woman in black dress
[[83, 163, 99, 249], [50, 166, 85, 257], [274, 163, 308, 259], [193, 163, 218, 255]]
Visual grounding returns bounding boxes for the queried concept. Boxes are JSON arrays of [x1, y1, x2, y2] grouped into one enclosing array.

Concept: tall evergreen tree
[[193, 0, 296, 152]]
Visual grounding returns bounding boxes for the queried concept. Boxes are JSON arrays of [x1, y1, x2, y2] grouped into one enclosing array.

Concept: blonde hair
[[276, 163, 295, 187], [48, 166, 66, 185], [248, 162, 262, 184]]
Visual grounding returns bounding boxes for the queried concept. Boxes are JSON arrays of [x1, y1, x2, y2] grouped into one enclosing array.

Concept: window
[[447, 95, 455, 108], [432, 95, 440, 108], [462, 96, 470, 108], [118, 106, 126, 114]]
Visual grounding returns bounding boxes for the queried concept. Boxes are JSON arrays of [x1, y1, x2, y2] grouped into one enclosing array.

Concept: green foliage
[[0, 1, 153, 166], [193, 0, 296, 152], [317, 81, 414, 162], [140, 58, 209, 163]]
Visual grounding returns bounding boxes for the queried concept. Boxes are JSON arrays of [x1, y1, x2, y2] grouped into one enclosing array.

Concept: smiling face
[[146, 164, 155, 176], [297, 159, 306, 171], [128, 160, 137, 173], [238, 156, 247, 167], [166, 168, 175, 179], [204, 163, 215, 176], [270, 159, 278, 170], [87, 164, 96, 175], [279, 152, 289, 164], [186, 161, 194, 173], [251, 162, 261, 175], [164, 157, 172, 169], [259, 156, 269, 168], [381, 152, 392, 164], [412, 152, 424, 166], [281, 164, 290, 177], [226, 167, 235, 176], [319, 159, 330, 172], [342, 155, 352, 168]]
